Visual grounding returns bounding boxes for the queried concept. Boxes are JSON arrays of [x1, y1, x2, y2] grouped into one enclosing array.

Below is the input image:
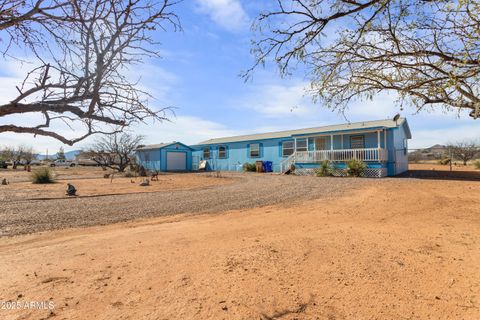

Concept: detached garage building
[[135, 142, 193, 172]]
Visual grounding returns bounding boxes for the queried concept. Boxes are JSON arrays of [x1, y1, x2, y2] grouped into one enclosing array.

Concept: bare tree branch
[[85, 132, 143, 172], [247, 0, 480, 119], [0, 0, 180, 145]]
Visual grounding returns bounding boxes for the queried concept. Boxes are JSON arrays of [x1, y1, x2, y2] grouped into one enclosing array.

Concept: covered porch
[[293, 128, 387, 162], [281, 129, 388, 173]]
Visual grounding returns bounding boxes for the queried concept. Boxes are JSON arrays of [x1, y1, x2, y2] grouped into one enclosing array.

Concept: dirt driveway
[[0, 177, 478, 320], [0, 173, 366, 236]]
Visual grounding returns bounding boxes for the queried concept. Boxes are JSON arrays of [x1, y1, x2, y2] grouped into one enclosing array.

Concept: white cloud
[[237, 82, 316, 117], [133, 115, 242, 145], [195, 0, 249, 32]]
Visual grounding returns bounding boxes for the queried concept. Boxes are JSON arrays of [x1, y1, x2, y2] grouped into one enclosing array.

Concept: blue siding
[[136, 143, 193, 172], [193, 137, 294, 172], [192, 128, 403, 175], [137, 120, 411, 176]]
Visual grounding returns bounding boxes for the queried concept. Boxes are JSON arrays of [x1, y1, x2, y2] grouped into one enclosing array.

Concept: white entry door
[[166, 152, 187, 171]]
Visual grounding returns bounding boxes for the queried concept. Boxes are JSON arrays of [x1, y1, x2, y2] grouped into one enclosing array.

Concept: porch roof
[[195, 118, 409, 145]]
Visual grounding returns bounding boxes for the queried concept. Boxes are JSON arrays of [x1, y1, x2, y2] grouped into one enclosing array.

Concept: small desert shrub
[[346, 159, 366, 177], [473, 159, 480, 170], [208, 170, 223, 178], [31, 167, 55, 184], [138, 166, 147, 177], [314, 160, 333, 177], [438, 157, 451, 165], [242, 162, 257, 172]]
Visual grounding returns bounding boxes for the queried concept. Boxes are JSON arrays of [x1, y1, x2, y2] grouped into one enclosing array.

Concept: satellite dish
[[393, 113, 401, 124]]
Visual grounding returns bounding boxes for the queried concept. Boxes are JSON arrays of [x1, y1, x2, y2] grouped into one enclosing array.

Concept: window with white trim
[[218, 146, 227, 159], [350, 135, 365, 149], [282, 141, 294, 157], [203, 147, 210, 159], [296, 138, 307, 152], [250, 143, 260, 157]]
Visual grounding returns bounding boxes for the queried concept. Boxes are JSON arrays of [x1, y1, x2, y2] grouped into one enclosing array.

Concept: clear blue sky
[[0, 0, 478, 154]]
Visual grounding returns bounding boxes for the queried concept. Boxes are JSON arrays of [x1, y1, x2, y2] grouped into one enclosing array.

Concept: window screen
[[218, 146, 227, 159], [296, 139, 307, 152], [282, 141, 294, 156], [350, 136, 365, 149], [250, 143, 260, 157], [203, 147, 210, 159]]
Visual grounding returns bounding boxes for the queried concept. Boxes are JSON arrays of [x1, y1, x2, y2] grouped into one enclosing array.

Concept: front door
[[315, 137, 327, 150]]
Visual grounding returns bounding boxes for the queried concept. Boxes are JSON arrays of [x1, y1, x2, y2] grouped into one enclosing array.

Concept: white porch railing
[[295, 148, 387, 163], [280, 153, 296, 173]]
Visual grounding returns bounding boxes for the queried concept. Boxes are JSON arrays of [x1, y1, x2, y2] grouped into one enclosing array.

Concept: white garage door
[[166, 152, 186, 171]]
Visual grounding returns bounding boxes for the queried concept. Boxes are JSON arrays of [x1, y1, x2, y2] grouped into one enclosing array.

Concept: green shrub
[[314, 160, 333, 177], [473, 159, 480, 170], [346, 159, 366, 177], [242, 162, 257, 172], [31, 167, 55, 184]]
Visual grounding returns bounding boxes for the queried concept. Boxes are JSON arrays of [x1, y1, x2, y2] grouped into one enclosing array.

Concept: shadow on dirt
[[398, 169, 480, 181]]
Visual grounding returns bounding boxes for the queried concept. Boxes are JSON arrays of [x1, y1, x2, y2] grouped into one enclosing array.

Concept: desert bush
[[438, 157, 451, 165], [31, 167, 55, 184], [242, 162, 257, 172], [346, 159, 366, 177], [124, 171, 135, 178], [473, 159, 480, 170], [314, 160, 333, 177], [138, 166, 147, 177]]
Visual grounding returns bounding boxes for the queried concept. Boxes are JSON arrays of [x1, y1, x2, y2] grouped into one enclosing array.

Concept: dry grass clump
[[32, 167, 55, 184]]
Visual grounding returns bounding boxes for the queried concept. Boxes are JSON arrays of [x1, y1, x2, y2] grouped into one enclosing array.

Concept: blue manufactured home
[[136, 118, 412, 177]]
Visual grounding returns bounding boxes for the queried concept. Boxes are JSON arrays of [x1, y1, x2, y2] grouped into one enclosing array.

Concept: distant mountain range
[[409, 144, 448, 161], [36, 150, 82, 160]]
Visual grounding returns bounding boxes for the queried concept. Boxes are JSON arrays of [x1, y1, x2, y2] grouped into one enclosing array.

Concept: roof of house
[[135, 141, 193, 151], [195, 118, 410, 145]]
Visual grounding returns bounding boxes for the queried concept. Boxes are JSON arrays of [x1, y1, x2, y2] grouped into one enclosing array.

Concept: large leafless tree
[[448, 140, 479, 165], [86, 132, 143, 172], [247, 0, 480, 118], [0, 0, 179, 145]]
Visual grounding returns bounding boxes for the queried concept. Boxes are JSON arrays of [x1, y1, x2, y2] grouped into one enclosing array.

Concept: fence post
[[449, 147, 452, 172]]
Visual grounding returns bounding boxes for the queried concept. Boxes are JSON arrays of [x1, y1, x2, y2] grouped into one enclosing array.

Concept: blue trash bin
[[263, 161, 273, 172]]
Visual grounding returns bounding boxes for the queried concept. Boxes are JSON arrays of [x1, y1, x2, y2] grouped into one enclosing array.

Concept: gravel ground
[[0, 173, 368, 236]]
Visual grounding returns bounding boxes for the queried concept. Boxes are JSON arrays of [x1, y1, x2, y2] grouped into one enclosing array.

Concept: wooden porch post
[[330, 135, 334, 150], [377, 130, 381, 149], [294, 137, 297, 152]]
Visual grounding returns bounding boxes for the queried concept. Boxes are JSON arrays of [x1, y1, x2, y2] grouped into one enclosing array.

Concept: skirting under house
[[136, 118, 412, 177]]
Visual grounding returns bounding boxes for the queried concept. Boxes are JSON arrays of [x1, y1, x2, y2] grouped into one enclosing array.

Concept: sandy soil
[[0, 166, 107, 183], [0, 178, 479, 319], [409, 163, 479, 172], [401, 163, 480, 181], [0, 173, 233, 201], [0, 174, 365, 236]]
